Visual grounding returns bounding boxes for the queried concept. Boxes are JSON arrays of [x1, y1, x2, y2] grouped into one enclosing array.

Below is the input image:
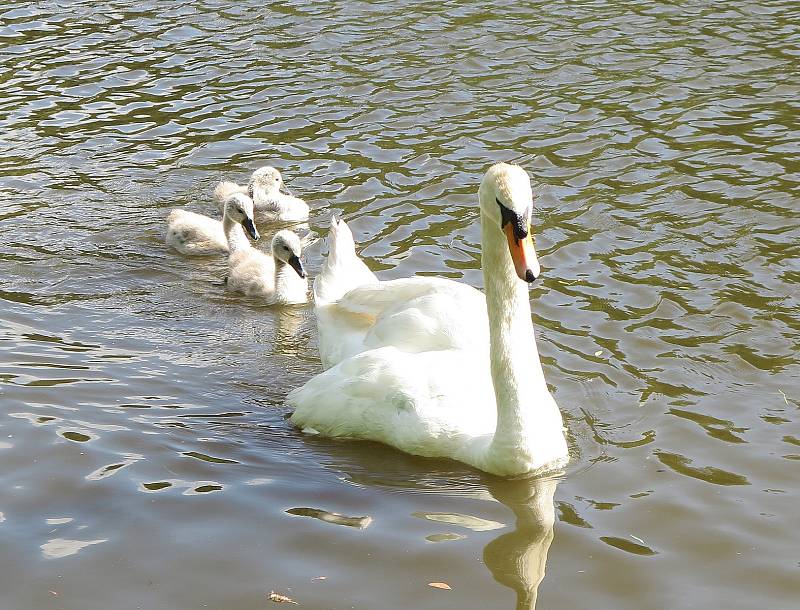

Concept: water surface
[[1, 1, 799, 609]]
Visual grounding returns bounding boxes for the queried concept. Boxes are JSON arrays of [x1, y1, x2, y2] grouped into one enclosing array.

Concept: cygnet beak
[[279, 183, 294, 197], [242, 216, 259, 241], [287, 254, 306, 278]]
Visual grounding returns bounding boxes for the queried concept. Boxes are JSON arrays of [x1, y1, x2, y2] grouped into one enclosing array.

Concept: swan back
[[165, 209, 228, 255]]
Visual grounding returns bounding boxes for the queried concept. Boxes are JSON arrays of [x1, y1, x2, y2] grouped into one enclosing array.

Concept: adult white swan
[[288, 163, 568, 476]]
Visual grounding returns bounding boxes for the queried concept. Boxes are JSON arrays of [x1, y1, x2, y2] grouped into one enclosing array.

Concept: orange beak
[[504, 223, 541, 282]]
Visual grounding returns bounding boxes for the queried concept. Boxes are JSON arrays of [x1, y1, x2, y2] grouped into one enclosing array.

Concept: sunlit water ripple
[[1, 1, 798, 609]]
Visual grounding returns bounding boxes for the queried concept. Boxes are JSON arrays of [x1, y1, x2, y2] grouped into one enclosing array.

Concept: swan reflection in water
[[271, 306, 306, 353], [320, 447, 560, 610], [483, 475, 559, 610], [287, 472, 558, 609]]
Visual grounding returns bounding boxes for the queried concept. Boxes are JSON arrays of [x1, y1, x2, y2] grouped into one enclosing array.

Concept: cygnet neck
[[223, 215, 250, 254], [250, 182, 279, 203]]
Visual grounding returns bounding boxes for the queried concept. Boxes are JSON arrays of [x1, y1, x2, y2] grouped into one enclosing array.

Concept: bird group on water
[[165, 166, 311, 305], [165, 162, 569, 477]]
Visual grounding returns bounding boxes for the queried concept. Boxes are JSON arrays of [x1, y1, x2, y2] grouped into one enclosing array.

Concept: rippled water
[[1, 1, 799, 608]]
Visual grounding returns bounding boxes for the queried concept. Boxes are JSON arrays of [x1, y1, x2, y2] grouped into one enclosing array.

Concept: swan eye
[[496, 197, 528, 240]]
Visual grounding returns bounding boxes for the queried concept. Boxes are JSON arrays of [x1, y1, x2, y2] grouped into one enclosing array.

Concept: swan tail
[[313, 216, 378, 306], [213, 180, 246, 204], [322, 215, 356, 266]]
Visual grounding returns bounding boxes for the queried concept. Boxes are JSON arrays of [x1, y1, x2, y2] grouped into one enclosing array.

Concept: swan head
[[272, 230, 306, 278], [223, 193, 259, 241], [248, 166, 292, 196], [478, 163, 541, 283]]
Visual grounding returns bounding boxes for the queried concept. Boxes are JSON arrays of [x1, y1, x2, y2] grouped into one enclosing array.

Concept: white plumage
[[227, 229, 309, 305], [214, 166, 309, 223], [164, 208, 229, 255], [288, 164, 569, 477]]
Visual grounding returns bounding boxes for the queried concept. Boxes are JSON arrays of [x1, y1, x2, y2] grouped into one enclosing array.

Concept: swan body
[[214, 166, 309, 223], [165, 209, 229, 255], [288, 164, 569, 477], [227, 227, 309, 304]]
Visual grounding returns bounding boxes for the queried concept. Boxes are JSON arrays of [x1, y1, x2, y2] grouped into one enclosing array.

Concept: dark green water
[[1, 1, 798, 608]]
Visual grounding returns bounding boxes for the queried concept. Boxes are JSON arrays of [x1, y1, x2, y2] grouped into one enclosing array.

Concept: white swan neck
[[224, 216, 250, 254], [274, 260, 290, 290], [481, 212, 546, 396], [480, 211, 564, 473]]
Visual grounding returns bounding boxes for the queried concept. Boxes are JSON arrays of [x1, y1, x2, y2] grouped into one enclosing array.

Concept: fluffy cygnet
[[227, 229, 308, 305], [214, 166, 309, 223], [165, 190, 258, 255]]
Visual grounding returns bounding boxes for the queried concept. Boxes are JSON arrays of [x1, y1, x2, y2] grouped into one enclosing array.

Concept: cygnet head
[[478, 163, 541, 283], [224, 193, 259, 241], [248, 166, 291, 197], [271, 230, 306, 278]]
